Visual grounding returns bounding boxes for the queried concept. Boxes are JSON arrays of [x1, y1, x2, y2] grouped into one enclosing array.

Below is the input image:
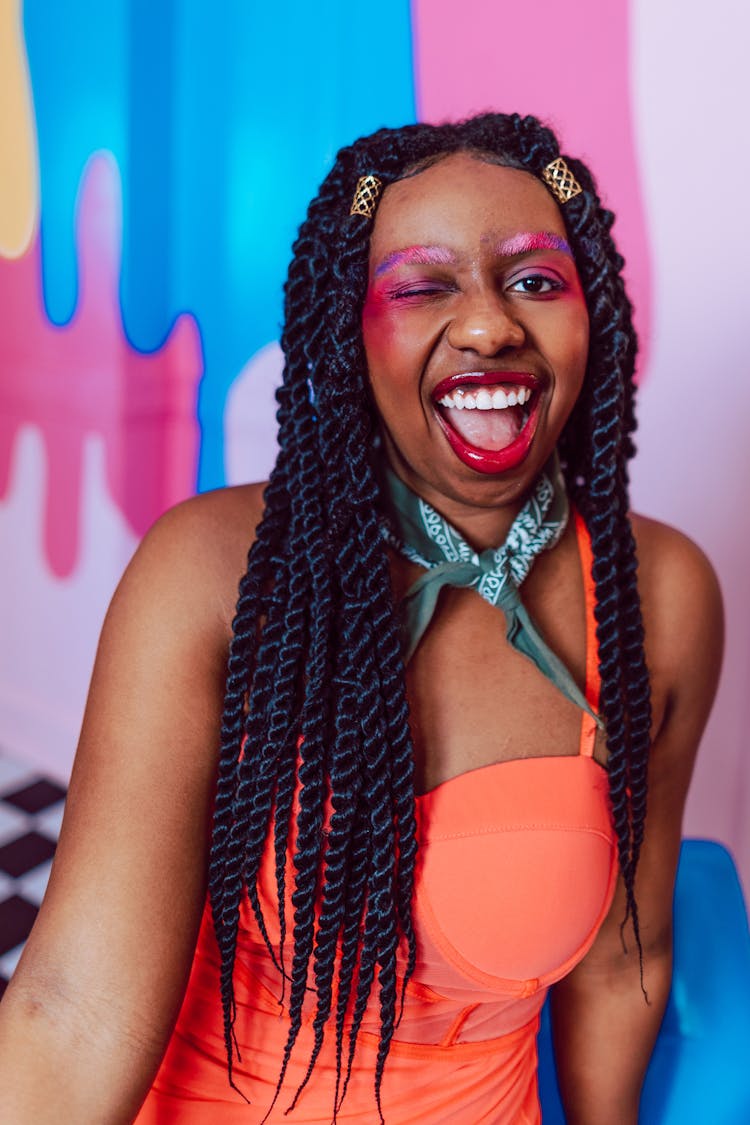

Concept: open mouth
[[437, 383, 534, 449], [432, 372, 542, 474]]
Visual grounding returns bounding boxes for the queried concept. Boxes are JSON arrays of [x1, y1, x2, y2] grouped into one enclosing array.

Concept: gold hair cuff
[[542, 157, 583, 204], [350, 174, 382, 218]]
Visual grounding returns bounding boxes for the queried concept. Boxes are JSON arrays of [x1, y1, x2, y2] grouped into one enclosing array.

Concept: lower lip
[[434, 395, 543, 475]]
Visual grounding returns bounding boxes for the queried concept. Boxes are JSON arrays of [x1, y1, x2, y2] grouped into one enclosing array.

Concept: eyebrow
[[374, 245, 456, 278], [496, 231, 573, 257]]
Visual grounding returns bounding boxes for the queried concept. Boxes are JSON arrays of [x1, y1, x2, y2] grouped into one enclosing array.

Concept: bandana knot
[[380, 458, 600, 725]]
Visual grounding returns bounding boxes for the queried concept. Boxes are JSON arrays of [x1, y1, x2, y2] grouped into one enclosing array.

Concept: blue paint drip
[[24, 1, 416, 489]]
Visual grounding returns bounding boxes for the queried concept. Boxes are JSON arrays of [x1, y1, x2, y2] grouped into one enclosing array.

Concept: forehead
[[368, 153, 566, 264]]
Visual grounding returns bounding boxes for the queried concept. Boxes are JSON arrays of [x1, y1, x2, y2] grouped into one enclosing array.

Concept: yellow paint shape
[[0, 0, 39, 258]]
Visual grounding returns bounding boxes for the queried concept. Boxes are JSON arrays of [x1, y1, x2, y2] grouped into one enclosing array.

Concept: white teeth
[[437, 384, 533, 410]]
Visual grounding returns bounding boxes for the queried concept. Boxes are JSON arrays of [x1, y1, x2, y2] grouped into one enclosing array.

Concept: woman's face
[[362, 152, 589, 516]]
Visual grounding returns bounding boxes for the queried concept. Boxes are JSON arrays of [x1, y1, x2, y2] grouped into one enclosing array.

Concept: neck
[[383, 465, 532, 553], [422, 494, 527, 552]]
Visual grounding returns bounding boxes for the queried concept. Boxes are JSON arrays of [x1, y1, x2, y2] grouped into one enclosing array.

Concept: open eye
[[508, 272, 564, 296]]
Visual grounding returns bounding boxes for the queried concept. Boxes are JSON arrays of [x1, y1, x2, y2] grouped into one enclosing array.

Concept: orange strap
[[574, 507, 601, 759]]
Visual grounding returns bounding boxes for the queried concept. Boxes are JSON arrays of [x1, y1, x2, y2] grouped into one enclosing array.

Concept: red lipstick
[[432, 371, 543, 475], [432, 370, 538, 399]]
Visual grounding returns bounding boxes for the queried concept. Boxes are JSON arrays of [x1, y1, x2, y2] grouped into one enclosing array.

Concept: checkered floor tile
[[0, 750, 66, 998]]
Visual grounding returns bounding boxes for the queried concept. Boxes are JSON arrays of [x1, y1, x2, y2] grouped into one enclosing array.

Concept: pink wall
[[413, 0, 652, 365]]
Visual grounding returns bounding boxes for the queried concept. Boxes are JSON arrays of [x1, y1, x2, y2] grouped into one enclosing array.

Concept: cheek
[[362, 297, 425, 392], [568, 316, 590, 380], [361, 294, 396, 373], [553, 303, 589, 384], [361, 305, 403, 427]]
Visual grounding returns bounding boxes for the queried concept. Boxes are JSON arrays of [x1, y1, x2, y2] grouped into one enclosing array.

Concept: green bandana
[[380, 459, 600, 723]]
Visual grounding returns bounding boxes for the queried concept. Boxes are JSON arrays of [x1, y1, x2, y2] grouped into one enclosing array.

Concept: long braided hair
[[208, 112, 651, 1118]]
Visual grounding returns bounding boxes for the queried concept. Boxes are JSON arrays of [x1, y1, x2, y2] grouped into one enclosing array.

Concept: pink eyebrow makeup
[[374, 245, 456, 278], [495, 231, 573, 258]]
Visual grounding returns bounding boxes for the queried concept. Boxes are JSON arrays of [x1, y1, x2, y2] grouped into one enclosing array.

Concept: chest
[[391, 532, 602, 794]]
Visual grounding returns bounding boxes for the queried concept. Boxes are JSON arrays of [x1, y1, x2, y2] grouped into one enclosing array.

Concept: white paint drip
[[0, 426, 137, 782]]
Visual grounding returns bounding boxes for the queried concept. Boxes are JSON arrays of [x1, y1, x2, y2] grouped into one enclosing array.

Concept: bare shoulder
[[125, 481, 267, 630], [70, 479, 269, 815], [133, 481, 265, 580], [630, 512, 723, 655], [82, 478, 268, 781], [152, 479, 267, 543], [630, 512, 724, 747], [631, 512, 722, 607], [138, 480, 266, 562]]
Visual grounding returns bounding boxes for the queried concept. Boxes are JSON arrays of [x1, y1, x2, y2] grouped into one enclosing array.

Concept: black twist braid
[[290, 677, 364, 1111], [554, 155, 652, 963], [267, 439, 338, 1110], [207, 111, 653, 1117]]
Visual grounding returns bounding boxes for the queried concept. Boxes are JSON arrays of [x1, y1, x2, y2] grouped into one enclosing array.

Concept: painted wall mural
[[1, 0, 748, 888]]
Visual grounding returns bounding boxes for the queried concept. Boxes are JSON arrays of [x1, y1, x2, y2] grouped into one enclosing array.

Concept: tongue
[[445, 406, 523, 451]]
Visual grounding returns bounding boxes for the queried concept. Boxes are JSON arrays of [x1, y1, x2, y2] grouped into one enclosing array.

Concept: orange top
[[135, 511, 616, 1124]]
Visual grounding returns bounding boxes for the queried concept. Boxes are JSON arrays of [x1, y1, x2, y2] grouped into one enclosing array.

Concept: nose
[[446, 289, 525, 355]]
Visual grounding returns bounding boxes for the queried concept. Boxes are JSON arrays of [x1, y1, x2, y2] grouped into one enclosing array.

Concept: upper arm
[[638, 520, 724, 950], [593, 517, 724, 965], [550, 519, 723, 1121], [37, 498, 230, 1018], [0, 485, 264, 1117]]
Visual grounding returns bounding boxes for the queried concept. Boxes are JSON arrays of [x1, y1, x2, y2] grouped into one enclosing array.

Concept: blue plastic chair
[[538, 840, 750, 1123]]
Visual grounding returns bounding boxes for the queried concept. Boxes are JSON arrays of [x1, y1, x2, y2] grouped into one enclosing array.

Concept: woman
[[0, 113, 722, 1123]]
